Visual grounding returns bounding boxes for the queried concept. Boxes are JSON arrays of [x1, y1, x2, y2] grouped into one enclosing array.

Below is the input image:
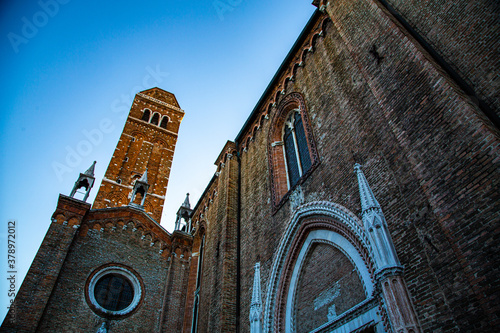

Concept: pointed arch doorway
[[263, 201, 387, 333]]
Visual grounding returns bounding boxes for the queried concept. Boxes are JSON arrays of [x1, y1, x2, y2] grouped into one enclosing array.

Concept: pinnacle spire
[[354, 163, 380, 214], [182, 193, 191, 208], [84, 161, 96, 177], [251, 262, 261, 307], [129, 168, 150, 210], [250, 262, 262, 332], [175, 192, 193, 232], [139, 168, 148, 183], [354, 163, 401, 270], [70, 162, 96, 202]]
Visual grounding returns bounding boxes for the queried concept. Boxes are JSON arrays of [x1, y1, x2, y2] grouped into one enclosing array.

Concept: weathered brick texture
[[3, 1, 499, 332], [294, 243, 366, 332], [228, 1, 499, 332], [1, 195, 88, 332], [93, 88, 184, 222], [385, 0, 500, 119]]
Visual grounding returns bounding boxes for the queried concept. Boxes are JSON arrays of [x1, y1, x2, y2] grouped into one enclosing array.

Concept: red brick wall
[[35, 209, 192, 332], [160, 240, 192, 333], [181, 229, 205, 332], [295, 243, 366, 332], [186, 142, 239, 332], [93, 89, 184, 222], [384, 0, 500, 119], [234, 2, 499, 331], [1, 195, 89, 332]]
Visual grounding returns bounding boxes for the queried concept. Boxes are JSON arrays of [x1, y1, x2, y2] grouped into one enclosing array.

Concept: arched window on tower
[[141, 109, 151, 122], [283, 110, 312, 188], [150, 112, 160, 125], [159, 116, 168, 129]]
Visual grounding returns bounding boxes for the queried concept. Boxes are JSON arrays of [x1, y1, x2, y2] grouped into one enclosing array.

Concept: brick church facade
[[3, 0, 499, 332]]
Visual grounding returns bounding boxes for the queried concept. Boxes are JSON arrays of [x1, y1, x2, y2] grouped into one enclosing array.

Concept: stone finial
[[139, 168, 148, 183], [354, 163, 380, 214], [175, 193, 193, 232], [354, 168, 421, 332], [84, 161, 96, 176], [182, 193, 191, 208], [354, 163, 400, 271], [129, 168, 150, 209], [250, 262, 262, 333], [70, 161, 96, 202]]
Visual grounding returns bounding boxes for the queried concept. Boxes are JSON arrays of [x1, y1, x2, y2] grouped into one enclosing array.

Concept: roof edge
[[234, 9, 321, 144]]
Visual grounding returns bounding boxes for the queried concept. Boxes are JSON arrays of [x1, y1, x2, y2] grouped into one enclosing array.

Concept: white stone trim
[[137, 93, 184, 113], [285, 230, 374, 333], [310, 302, 385, 333], [250, 262, 263, 333], [263, 201, 375, 333]]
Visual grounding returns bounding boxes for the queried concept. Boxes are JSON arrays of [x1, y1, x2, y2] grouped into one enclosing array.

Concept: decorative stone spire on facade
[[354, 163, 421, 332], [139, 168, 148, 183], [175, 193, 193, 232], [354, 163, 400, 271], [250, 262, 262, 333], [355, 163, 381, 213], [84, 161, 96, 176], [129, 169, 150, 209], [69, 161, 96, 202], [182, 192, 191, 208]]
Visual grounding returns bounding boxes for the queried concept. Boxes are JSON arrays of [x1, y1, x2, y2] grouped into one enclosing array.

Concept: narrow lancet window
[[284, 123, 301, 186], [283, 111, 311, 188], [150, 112, 160, 125], [268, 92, 319, 209], [141, 109, 151, 122], [159, 116, 168, 129], [294, 112, 311, 172]]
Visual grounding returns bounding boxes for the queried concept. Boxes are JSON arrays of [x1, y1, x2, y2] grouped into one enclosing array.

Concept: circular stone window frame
[[85, 264, 144, 318]]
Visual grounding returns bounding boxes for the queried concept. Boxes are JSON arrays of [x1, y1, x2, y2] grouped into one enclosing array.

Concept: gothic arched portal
[[263, 201, 386, 333]]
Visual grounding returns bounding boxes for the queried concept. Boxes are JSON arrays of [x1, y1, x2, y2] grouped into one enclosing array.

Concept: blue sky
[[0, 0, 316, 320]]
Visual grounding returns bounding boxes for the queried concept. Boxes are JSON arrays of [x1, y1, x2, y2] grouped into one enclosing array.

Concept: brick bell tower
[[93, 87, 184, 222]]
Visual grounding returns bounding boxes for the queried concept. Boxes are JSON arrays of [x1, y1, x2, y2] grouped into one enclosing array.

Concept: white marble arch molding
[[263, 201, 377, 333]]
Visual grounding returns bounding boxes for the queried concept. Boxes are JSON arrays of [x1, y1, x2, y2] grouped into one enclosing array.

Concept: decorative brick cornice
[[137, 93, 184, 113], [236, 12, 330, 153], [82, 206, 180, 253]]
